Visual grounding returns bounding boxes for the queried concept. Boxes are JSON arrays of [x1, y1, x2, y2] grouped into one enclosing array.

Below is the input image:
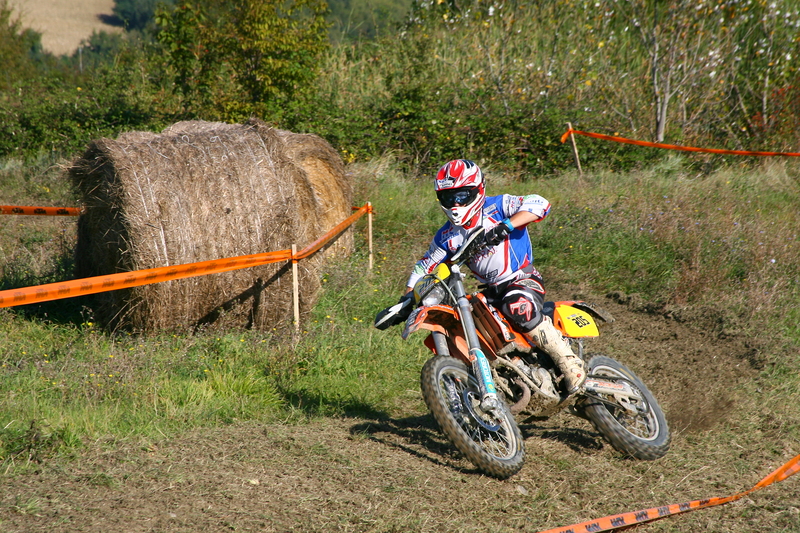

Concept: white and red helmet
[[434, 159, 485, 229]]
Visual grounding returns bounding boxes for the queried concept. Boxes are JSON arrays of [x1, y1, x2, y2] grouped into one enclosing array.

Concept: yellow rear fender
[[553, 304, 600, 338]]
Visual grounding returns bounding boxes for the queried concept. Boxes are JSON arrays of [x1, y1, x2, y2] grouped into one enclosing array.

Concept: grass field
[[1, 154, 799, 532]]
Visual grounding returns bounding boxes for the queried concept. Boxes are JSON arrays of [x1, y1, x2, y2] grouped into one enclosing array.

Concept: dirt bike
[[375, 228, 670, 479]]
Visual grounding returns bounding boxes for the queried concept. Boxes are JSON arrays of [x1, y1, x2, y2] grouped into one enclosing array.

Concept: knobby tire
[[420, 355, 525, 479], [581, 355, 670, 460]]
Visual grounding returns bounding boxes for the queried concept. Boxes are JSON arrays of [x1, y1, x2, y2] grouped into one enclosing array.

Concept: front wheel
[[420, 355, 525, 478], [580, 355, 670, 460]]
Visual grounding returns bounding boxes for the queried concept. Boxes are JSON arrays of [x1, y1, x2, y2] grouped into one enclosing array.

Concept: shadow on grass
[[349, 415, 486, 475], [349, 414, 607, 476], [278, 388, 390, 420], [520, 423, 605, 454], [5, 295, 92, 326]]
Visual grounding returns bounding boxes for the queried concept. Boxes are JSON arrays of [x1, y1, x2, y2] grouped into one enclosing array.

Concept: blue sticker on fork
[[473, 349, 497, 395]]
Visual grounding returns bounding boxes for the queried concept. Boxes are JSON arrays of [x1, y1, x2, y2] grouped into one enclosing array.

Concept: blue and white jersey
[[406, 194, 551, 288]]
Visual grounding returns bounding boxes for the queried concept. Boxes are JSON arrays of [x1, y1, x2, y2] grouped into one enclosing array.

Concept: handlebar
[[450, 227, 486, 266]]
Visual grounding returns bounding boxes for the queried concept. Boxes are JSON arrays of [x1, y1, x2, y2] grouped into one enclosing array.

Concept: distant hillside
[[8, 0, 411, 56], [10, 0, 122, 56]]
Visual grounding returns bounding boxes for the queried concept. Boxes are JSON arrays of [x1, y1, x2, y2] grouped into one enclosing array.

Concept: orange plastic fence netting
[[0, 204, 372, 309], [560, 129, 800, 157], [296, 205, 371, 260], [1, 205, 82, 216], [536, 453, 800, 533]]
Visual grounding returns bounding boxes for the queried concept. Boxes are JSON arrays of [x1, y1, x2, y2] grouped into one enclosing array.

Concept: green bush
[[155, 0, 329, 119], [0, 69, 161, 158], [0, 1, 53, 90], [114, 0, 175, 31], [327, 0, 412, 42], [2, 0, 799, 171]]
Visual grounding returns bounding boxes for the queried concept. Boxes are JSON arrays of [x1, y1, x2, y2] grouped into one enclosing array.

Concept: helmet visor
[[437, 187, 479, 209]]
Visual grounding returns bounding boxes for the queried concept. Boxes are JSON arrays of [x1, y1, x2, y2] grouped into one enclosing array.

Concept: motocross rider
[[375, 159, 586, 396]]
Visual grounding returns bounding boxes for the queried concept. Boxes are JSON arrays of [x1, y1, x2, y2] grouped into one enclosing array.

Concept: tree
[[156, 0, 329, 118], [0, 0, 48, 90], [613, 0, 731, 142], [725, 1, 800, 145], [226, 0, 329, 102], [114, 0, 176, 31]]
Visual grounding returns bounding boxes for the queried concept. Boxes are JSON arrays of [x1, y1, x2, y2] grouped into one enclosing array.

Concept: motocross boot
[[528, 316, 586, 395]]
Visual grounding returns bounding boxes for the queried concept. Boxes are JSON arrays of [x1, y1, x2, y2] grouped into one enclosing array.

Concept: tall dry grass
[[525, 156, 800, 341]]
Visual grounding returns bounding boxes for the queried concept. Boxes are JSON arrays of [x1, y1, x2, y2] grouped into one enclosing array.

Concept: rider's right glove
[[374, 293, 414, 330], [485, 218, 515, 246]]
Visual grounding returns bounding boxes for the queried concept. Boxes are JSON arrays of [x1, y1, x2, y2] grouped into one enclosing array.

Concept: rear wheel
[[581, 355, 670, 460], [420, 355, 525, 478]]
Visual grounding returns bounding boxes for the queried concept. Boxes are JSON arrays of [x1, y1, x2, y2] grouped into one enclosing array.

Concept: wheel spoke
[[592, 365, 660, 441], [582, 355, 670, 460], [438, 372, 517, 459], [421, 355, 526, 477]]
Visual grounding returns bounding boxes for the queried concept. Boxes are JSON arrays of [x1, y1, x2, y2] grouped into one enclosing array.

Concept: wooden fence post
[[291, 244, 299, 333], [567, 122, 583, 175], [367, 202, 373, 270]]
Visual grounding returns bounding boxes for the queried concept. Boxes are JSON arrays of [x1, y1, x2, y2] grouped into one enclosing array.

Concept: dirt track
[[3, 289, 797, 533]]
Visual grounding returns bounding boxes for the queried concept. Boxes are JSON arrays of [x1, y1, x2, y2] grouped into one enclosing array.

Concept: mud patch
[[562, 288, 760, 433]]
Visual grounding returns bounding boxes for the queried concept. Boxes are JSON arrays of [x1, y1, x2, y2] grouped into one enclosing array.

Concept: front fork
[[450, 264, 500, 412]]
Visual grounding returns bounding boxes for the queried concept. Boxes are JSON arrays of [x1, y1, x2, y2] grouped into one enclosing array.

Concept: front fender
[[401, 305, 460, 340], [401, 305, 497, 362]]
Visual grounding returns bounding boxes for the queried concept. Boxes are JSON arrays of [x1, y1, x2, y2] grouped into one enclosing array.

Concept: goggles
[[437, 187, 479, 208]]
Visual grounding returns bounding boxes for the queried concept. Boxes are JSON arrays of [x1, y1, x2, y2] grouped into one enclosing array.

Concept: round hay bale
[[274, 128, 352, 258], [69, 119, 353, 332]]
